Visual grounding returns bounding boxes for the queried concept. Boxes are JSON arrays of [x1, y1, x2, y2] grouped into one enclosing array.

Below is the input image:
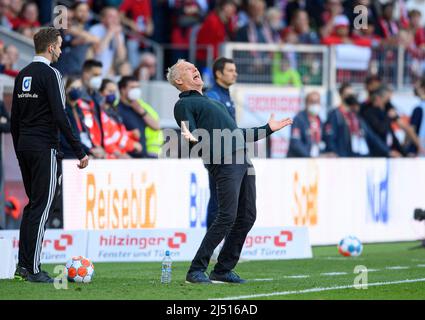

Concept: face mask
[[308, 104, 321, 116], [128, 88, 142, 101], [344, 95, 358, 107], [68, 88, 82, 101], [89, 76, 102, 90], [105, 94, 116, 105]]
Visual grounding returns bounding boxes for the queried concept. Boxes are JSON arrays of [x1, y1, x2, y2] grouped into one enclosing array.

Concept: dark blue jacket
[[205, 83, 236, 121], [409, 103, 424, 154], [287, 110, 322, 157], [117, 101, 147, 158], [324, 108, 390, 157]]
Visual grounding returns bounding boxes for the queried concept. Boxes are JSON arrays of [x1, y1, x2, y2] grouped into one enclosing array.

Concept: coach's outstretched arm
[[46, 69, 89, 168], [242, 113, 293, 142]]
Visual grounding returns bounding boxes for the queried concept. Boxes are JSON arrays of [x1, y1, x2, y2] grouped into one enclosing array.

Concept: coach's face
[[175, 61, 203, 92], [49, 36, 62, 63]]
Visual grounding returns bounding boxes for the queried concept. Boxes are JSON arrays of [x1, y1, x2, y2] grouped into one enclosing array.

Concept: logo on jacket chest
[[22, 77, 32, 92]]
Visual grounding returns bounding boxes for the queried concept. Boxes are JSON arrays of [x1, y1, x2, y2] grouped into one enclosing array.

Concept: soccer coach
[[11, 27, 89, 283], [168, 59, 292, 284]]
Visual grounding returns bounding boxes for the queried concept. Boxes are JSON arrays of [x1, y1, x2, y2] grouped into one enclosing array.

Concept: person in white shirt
[[89, 7, 127, 77]]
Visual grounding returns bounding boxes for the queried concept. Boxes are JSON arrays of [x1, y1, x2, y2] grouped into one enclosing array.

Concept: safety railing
[[221, 42, 424, 92], [221, 42, 329, 87]]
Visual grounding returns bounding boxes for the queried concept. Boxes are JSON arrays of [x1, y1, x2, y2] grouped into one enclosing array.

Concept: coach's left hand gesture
[[267, 114, 293, 132]]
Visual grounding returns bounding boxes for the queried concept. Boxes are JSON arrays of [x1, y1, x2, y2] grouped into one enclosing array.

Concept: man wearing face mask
[[287, 91, 326, 157], [10, 28, 89, 283], [77, 59, 107, 159], [117, 76, 160, 158], [323, 83, 390, 157]]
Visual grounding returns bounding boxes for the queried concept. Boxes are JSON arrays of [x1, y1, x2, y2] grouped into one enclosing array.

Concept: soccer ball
[[65, 256, 95, 283], [337, 236, 363, 257]]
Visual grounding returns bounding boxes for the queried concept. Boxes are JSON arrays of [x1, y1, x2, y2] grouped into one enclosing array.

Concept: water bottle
[[161, 250, 172, 284]]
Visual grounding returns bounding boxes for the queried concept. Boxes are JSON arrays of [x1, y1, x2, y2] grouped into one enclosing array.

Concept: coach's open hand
[[267, 114, 293, 132], [181, 121, 198, 143], [78, 155, 89, 169]]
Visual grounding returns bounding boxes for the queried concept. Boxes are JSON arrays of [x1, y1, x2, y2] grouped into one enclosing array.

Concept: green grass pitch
[[2, 241, 425, 300]]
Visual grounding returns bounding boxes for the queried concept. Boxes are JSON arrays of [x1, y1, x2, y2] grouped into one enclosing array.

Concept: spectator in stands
[[116, 61, 133, 77], [54, 2, 100, 77], [287, 91, 326, 158], [321, 14, 371, 47], [284, 9, 319, 44], [360, 74, 382, 115], [408, 9, 425, 52], [0, 0, 12, 30], [170, 0, 206, 62], [376, 2, 402, 46], [134, 52, 157, 81], [89, 7, 127, 77], [12, 1, 40, 39], [117, 76, 162, 158], [7, 0, 22, 22], [266, 6, 284, 42], [284, 0, 323, 29], [196, 0, 237, 66], [361, 85, 406, 157], [60, 77, 92, 159], [351, 16, 381, 48], [99, 79, 143, 158], [119, 0, 154, 70], [410, 78, 425, 156], [323, 83, 390, 157], [236, 0, 275, 43], [78, 59, 107, 159], [319, 0, 344, 39], [0, 44, 19, 77]]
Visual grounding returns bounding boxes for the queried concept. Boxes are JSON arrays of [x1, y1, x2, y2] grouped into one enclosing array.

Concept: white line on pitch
[[417, 264, 425, 268], [367, 269, 380, 272], [251, 278, 274, 282], [321, 272, 348, 276], [385, 266, 410, 270], [284, 275, 310, 279], [214, 278, 425, 300]]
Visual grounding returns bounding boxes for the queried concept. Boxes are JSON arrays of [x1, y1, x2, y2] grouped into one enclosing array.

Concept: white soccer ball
[[65, 256, 95, 283], [337, 236, 363, 257]]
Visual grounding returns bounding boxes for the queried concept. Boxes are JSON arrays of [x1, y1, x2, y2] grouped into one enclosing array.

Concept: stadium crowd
[[0, 0, 425, 160]]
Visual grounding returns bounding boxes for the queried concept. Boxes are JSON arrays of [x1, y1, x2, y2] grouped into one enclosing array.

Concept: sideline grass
[[1, 241, 425, 300]]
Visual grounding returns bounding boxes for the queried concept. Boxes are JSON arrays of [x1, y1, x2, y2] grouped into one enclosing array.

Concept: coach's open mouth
[[193, 73, 200, 80]]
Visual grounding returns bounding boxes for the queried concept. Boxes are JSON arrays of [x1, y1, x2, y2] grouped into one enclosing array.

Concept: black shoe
[[185, 271, 212, 284], [27, 271, 54, 283], [209, 271, 247, 284], [14, 265, 29, 281]]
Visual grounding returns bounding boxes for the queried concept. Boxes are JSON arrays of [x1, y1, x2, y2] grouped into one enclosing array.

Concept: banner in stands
[[62, 159, 425, 245]]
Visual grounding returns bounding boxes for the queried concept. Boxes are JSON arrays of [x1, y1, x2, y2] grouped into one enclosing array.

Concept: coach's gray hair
[[166, 59, 186, 88]]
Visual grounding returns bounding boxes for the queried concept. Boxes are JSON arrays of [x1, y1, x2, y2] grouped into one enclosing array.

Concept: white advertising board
[[62, 159, 425, 246]]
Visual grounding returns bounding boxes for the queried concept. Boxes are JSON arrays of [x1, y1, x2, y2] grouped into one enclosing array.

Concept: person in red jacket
[[321, 15, 371, 47], [196, 0, 237, 66], [99, 79, 142, 158]]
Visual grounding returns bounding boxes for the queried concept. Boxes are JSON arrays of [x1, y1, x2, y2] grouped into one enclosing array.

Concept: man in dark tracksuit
[[168, 60, 292, 284], [11, 28, 89, 283], [204, 57, 237, 229]]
